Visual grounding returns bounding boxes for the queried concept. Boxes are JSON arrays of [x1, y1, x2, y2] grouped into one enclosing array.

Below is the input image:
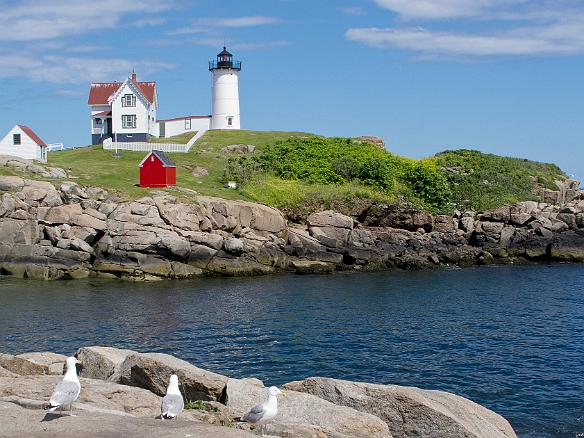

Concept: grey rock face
[[0, 176, 583, 280], [0, 347, 519, 438], [227, 378, 392, 438], [283, 377, 517, 438]]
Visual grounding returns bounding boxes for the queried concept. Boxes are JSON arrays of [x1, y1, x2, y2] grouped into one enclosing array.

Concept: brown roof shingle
[[88, 80, 156, 105], [17, 125, 46, 146]]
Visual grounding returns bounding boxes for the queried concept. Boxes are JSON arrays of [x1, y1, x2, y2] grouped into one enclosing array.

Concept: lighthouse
[[209, 47, 241, 130]]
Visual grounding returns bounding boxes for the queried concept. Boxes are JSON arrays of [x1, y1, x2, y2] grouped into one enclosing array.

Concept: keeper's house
[[0, 124, 47, 162], [88, 70, 158, 145], [139, 150, 176, 188]]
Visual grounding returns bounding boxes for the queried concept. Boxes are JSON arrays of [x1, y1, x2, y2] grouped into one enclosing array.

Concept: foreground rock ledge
[[0, 346, 517, 437], [0, 175, 582, 280]]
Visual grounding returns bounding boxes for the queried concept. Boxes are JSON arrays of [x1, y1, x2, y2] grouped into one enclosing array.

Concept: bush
[[402, 161, 451, 213], [433, 149, 564, 211]]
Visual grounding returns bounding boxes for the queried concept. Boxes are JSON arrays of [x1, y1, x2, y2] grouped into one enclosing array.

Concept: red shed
[[139, 150, 176, 188]]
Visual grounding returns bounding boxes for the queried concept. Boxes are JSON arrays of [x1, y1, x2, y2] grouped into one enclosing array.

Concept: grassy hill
[[39, 130, 568, 215]]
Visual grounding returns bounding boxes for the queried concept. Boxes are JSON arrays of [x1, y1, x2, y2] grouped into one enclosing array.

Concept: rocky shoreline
[[0, 347, 517, 437], [0, 169, 583, 280]]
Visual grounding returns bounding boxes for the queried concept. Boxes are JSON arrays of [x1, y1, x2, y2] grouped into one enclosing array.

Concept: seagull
[[237, 386, 286, 437], [161, 374, 184, 420], [45, 356, 82, 416]]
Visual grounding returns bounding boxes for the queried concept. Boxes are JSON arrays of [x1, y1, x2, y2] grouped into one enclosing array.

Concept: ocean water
[[0, 264, 583, 437]]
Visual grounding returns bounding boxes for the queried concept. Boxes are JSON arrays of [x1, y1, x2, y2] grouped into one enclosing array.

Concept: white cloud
[[0, 54, 176, 83], [347, 16, 584, 56], [0, 0, 172, 41], [372, 0, 527, 19], [170, 15, 281, 35], [347, 0, 584, 57], [213, 16, 282, 27]]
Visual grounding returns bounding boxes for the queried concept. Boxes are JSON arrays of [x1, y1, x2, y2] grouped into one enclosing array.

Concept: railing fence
[[102, 125, 208, 153]]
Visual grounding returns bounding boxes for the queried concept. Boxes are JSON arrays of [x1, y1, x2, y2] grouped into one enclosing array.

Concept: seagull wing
[[241, 402, 269, 424], [49, 379, 80, 409], [161, 394, 184, 419]]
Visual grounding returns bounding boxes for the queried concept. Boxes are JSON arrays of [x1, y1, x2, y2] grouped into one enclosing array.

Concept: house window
[[122, 94, 136, 107], [227, 117, 233, 126], [122, 115, 136, 128], [13, 133, 21, 145], [185, 119, 191, 130]]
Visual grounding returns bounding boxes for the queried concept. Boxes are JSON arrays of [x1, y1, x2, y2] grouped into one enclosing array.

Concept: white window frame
[[122, 115, 136, 129], [185, 119, 191, 130], [122, 94, 136, 107]]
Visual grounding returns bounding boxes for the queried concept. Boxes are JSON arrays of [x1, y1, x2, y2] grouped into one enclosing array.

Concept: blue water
[[1, 264, 583, 437]]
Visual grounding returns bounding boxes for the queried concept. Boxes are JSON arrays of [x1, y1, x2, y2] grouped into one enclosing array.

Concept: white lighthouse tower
[[209, 47, 241, 130]]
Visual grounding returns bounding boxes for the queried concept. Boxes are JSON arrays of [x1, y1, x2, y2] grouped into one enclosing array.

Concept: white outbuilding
[[0, 124, 47, 162]]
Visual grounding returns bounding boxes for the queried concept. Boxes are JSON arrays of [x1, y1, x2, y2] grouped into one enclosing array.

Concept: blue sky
[[0, 0, 582, 184]]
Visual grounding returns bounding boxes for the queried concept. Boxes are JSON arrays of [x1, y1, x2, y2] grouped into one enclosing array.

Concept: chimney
[[131, 69, 136, 81]]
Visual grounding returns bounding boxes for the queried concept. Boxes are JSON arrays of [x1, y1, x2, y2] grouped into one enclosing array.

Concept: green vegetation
[[147, 132, 195, 144], [40, 130, 566, 215], [47, 131, 310, 202], [433, 149, 563, 211], [184, 399, 220, 412], [223, 136, 453, 213]]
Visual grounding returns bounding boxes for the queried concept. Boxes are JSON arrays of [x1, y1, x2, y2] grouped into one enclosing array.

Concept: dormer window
[[122, 94, 136, 107]]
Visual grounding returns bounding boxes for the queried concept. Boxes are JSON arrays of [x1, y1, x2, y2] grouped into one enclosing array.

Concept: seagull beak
[[280, 392, 286, 397], [76, 360, 82, 365]]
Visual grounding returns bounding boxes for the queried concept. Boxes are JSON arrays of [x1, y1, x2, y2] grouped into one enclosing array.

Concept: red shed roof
[[17, 125, 46, 146], [139, 150, 176, 168], [88, 80, 156, 105]]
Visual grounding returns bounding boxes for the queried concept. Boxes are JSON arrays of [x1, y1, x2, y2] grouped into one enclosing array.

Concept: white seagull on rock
[[45, 356, 82, 416], [238, 386, 286, 437], [161, 374, 184, 420]]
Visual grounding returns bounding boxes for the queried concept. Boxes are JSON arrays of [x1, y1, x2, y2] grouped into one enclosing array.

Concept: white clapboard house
[[88, 70, 158, 145], [0, 124, 47, 162]]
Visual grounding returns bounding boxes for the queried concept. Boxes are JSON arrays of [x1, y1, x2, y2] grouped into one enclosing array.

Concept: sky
[[0, 0, 582, 185]]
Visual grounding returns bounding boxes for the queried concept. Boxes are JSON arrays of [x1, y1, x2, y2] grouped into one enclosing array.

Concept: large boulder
[[76, 346, 137, 381], [549, 230, 584, 262], [0, 176, 26, 191], [76, 347, 228, 402], [0, 352, 67, 376], [197, 197, 286, 235], [283, 377, 517, 438], [226, 378, 392, 438]]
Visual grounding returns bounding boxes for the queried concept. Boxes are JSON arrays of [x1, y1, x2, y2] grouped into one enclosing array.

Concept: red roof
[[88, 80, 156, 105], [93, 111, 112, 117], [17, 125, 46, 146]]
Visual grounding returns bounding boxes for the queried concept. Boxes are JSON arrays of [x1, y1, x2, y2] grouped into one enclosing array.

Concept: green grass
[[38, 132, 569, 213], [184, 399, 220, 412], [148, 132, 196, 144], [240, 176, 391, 218], [47, 130, 311, 202], [433, 149, 564, 211]]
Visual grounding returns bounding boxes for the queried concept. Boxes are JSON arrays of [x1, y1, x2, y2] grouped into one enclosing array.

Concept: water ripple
[[1, 264, 583, 437]]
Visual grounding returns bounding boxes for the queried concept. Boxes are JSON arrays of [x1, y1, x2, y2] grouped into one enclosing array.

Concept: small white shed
[[0, 125, 47, 162]]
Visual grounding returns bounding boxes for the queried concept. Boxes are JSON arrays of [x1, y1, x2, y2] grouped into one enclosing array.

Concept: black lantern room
[[209, 47, 242, 71]]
